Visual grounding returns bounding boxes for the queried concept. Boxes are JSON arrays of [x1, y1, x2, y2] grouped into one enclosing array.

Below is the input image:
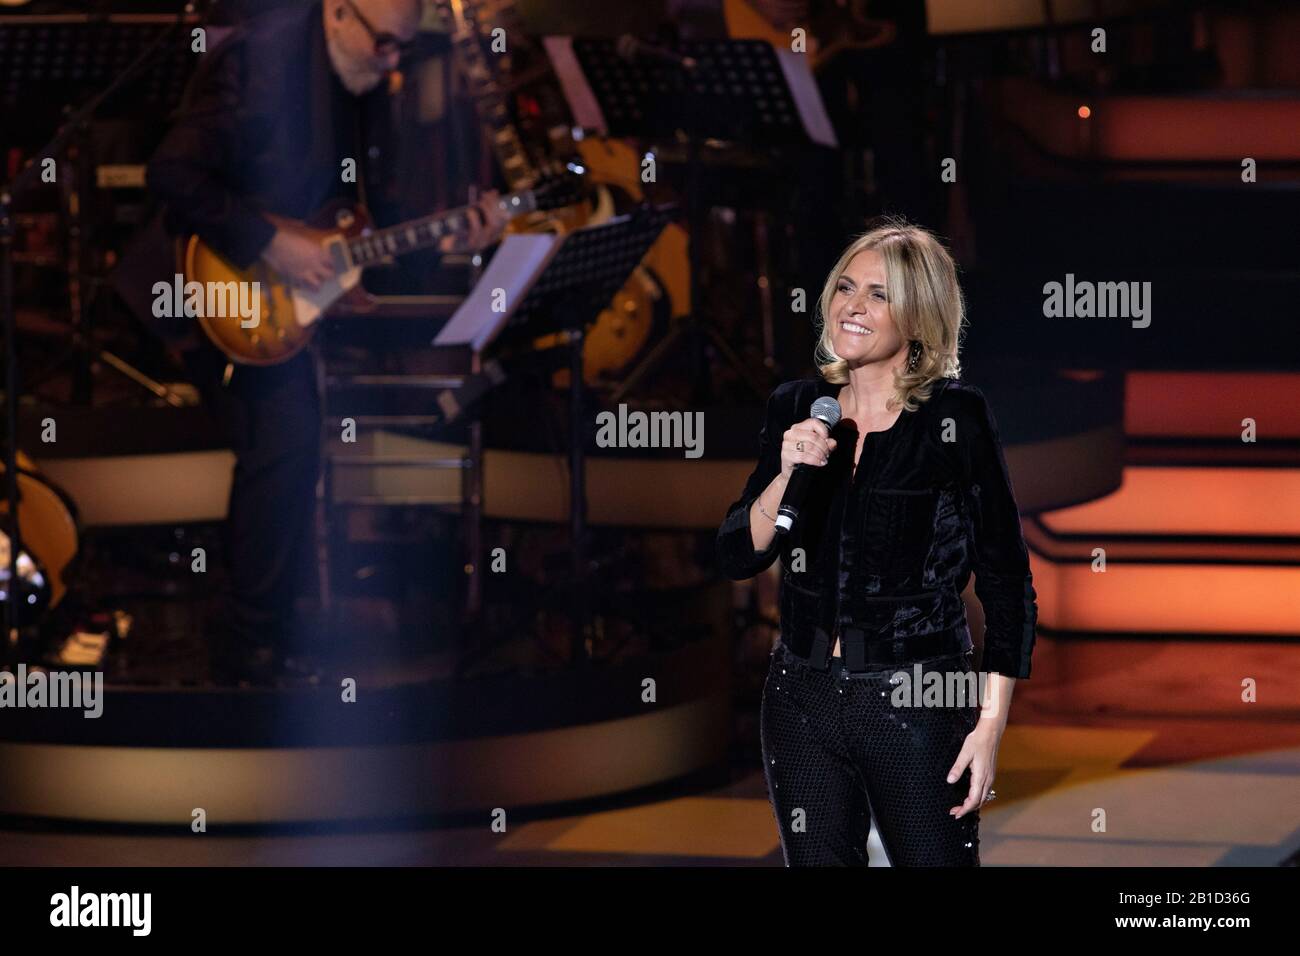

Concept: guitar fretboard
[[346, 210, 468, 266], [345, 192, 532, 267]]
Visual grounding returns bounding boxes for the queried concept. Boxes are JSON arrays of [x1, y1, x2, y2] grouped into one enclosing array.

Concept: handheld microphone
[[774, 396, 841, 535]]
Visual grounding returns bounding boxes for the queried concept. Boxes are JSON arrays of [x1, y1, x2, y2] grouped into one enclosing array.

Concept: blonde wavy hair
[[814, 218, 965, 413]]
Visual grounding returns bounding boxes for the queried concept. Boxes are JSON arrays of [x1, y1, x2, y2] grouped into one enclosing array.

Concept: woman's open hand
[[780, 418, 837, 479], [947, 721, 1002, 819]]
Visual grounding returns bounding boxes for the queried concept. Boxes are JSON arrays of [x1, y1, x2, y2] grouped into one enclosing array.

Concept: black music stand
[[466, 204, 674, 668], [543, 35, 838, 403], [1, 10, 201, 410]]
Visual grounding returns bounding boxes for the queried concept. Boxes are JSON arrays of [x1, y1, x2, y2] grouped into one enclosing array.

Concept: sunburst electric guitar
[[179, 175, 580, 366]]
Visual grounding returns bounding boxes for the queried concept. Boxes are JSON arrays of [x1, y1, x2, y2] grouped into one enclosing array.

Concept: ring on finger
[[796, 440, 804, 452]]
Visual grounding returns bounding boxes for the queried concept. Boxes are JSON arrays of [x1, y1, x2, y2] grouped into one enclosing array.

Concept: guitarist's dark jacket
[[148, 1, 378, 265]]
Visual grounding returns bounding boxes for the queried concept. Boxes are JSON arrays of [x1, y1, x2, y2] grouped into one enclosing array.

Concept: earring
[[907, 341, 922, 373]]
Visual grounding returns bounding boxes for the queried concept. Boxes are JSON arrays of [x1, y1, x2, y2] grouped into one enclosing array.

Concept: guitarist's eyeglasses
[[340, 0, 417, 60]]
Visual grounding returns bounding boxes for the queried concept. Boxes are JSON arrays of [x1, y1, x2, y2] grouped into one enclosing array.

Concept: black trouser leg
[[760, 647, 871, 866], [840, 651, 982, 866], [182, 342, 321, 658]]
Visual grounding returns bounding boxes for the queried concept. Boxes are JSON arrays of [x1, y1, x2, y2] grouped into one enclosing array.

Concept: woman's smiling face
[[829, 248, 908, 368]]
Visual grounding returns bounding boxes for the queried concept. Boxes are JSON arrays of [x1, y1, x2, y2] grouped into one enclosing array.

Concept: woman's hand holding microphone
[[780, 419, 838, 477], [749, 417, 838, 552]]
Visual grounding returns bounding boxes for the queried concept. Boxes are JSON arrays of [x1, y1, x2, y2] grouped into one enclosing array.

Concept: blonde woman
[[716, 219, 1038, 866]]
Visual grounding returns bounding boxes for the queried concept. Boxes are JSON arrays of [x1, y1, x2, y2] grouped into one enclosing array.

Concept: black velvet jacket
[[716, 376, 1038, 678]]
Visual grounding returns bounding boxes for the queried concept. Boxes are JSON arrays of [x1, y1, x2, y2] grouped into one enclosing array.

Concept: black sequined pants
[[760, 641, 981, 866]]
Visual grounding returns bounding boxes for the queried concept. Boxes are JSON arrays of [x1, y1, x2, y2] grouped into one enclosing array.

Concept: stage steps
[[1026, 370, 1300, 639]]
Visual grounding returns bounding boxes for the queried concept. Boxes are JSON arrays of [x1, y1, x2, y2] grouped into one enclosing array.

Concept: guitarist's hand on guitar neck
[[260, 222, 336, 291], [437, 189, 508, 254]]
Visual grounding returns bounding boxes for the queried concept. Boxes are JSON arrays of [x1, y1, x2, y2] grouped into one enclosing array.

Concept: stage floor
[[3, 640, 1299, 866]]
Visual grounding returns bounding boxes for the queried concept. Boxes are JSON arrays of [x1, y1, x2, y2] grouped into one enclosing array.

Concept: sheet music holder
[[437, 204, 675, 347], [542, 34, 838, 403], [543, 35, 837, 148], [0, 12, 202, 119], [435, 204, 675, 661]]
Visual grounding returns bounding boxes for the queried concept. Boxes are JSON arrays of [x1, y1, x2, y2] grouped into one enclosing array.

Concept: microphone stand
[[0, 3, 199, 659]]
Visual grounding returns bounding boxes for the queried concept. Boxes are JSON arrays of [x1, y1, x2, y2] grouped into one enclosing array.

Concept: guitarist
[[144, 0, 508, 684]]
